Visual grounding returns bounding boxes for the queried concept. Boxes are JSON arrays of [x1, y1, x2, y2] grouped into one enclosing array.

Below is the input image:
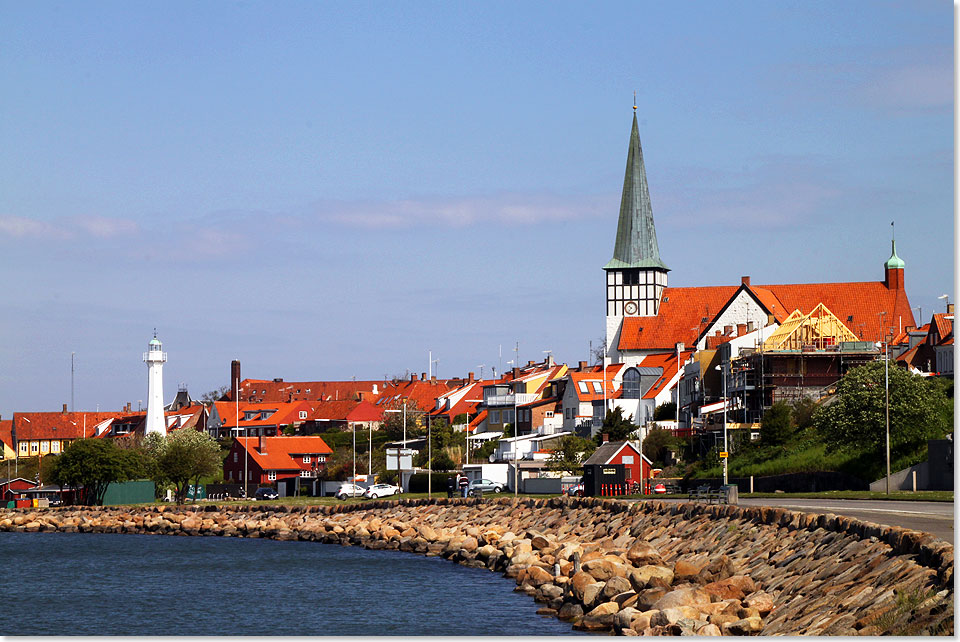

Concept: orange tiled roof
[[235, 379, 386, 403], [345, 400, 383, 423], [0, 420, 12, 449], [235, 436, 332, 470], [568, 365, 624, 402], [620, 280, 914, 351], [638, 351, 692, 399], [12, 411, 120, 441], [930, 313, 953, 345]]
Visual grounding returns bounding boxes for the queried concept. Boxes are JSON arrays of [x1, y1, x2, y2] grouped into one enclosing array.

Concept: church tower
[[603, 108, 670, 361], [143, 331, 167, 436]]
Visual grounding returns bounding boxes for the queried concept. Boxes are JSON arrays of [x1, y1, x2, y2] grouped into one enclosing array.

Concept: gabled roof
[[761, 303, 859, 352], [234, 436, 333, 471], [582, 440, 651, 466], [619, 278, 914, 352], [12, 412, 120, 441], [345, 400, 383, 423], [636, 351, 692, 400], [929, 313, 953, 345]]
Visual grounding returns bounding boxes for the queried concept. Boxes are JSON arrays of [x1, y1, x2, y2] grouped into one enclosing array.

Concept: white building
[[143, 332, 167, 436]]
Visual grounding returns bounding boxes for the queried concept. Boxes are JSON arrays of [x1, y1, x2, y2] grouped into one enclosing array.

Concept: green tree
[[475, 438, 499, 461], [641, 424, 676, 465], [814, 362, 952, 478], [761, 402, 793, 447], [791, 397, 818, 431], [155, 430, 222, 504], [381, 406, 423, 440], [546, 434, 596, 475], [50, 438, 144, 506], [595, 406, 637, 444], [653, 402, 676, 421]]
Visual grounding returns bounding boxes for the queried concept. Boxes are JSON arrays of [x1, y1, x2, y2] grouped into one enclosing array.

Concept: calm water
[[0, 531, 583, 636]]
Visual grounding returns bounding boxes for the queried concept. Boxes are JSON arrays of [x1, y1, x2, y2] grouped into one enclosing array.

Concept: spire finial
[[633, 91, 637, 112]]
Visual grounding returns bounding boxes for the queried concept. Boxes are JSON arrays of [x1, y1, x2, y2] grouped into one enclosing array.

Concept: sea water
[[0, 531, 583, 636]]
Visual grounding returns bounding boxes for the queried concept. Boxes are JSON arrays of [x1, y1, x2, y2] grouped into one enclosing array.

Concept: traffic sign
[[719, 451, 729, 458]]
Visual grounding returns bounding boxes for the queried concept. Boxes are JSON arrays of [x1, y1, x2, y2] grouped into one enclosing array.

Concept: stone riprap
[[0, 497, 952, 635]]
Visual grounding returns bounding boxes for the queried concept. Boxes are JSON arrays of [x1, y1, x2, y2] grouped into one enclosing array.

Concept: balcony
[[485, 393, 538, 407]]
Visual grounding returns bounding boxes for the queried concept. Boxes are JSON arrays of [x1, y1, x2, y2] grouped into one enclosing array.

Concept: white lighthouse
[[143, 331, 167, 436]]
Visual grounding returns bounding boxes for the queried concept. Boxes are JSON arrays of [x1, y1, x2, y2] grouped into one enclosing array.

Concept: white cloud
[[0, 214, 140, 241], [69, 216, 140, 238], [306, 193, 614, 229]]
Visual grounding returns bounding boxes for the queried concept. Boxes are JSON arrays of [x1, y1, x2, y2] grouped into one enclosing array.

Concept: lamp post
[[715, 362, 728, 486], [675, 342, 684, 429], [885, 337, 890, 495]]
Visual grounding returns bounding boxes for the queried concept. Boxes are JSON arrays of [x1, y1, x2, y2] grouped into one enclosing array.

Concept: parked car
[[254, 487, 279, 501], [565, 482, 584, 497], [363, 483, 401, 499], [467, 478, 503, 495], [335, 483, 367, 500]]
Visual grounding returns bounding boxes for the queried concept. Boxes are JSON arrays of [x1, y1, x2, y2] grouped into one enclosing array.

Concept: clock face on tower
[[624, 301, 638, 316]]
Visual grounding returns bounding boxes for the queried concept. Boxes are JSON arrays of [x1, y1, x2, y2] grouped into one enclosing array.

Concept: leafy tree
[[653, 402, 677, 421], [546, 434, 596, 475], [155, 430, 222, 504], [761, 402, 793, 447], [501, 423, 514, 438], [201, 385, 230, 402], [415, 447, 455, 471], [475, 438, 499, 461], [791, 397, 818, 431], [50, 438, 144, 506], [642, 424, 677, 465], [814, 362, 952, 478], [595, 406, 637, 444], [380, 406, 422, 440]]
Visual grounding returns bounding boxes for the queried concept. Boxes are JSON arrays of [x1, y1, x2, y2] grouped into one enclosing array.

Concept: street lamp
[[715, 362, 728, 486], [879, 311, 890, 495]]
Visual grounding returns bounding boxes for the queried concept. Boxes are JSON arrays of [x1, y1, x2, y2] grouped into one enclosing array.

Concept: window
[[622, 455, 634, 464], [625, 468, 632, 479], [545, 411, 554, 418], [490, 410, 500, 424], [233, 453, 238, 463], [578, 381, 589, 393], [267, 471, 277, 481], [19, 442, 28, 455], [300, 470, 311, 478], [299, 411, 307, 420], [51, 441, 61, 453], [592, 381, 603, 394], [622, 368, 641, 399], [30, 442, 39, 454], [303, 455, 311, 463], [40, 441, 49, 453]]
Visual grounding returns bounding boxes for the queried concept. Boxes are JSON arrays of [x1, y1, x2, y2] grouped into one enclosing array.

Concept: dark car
[[254, 487, 279, 500]]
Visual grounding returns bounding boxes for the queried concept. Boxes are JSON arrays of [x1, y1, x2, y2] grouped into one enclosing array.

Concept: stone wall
[[0, 497, 952, 636]]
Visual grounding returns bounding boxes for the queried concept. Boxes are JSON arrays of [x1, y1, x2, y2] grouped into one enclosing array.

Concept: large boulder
[[704, 575, 756, 600], [603, 576, 633, 599], [583, 558, 628, 582], [626, 541, 664, 566], [629, 564, 674, 591], [652, 586, 712, 611]]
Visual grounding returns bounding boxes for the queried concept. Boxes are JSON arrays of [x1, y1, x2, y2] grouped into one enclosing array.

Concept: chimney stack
[[741, 276, 751, 287], [258, 434, 267, 454], [421, 372, 427, 381], [578, 361, 588, 370], [411, 373, 418, 382], [62, 403, 68, 414], [948, 303, 955, 315], [430, 376, 436, 384], [467, 372, 474, 383], [512, 367, 519, 380], [724, 325, 734, 336], [231, 360, 241, 397], [527, 360, 535, 366], [737, 323, 747, 336], [602, 433, 609, 444]]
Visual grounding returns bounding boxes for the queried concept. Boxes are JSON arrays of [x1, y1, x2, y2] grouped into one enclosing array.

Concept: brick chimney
[[724, 325, 734, 336], [948, 303, 955, 315], [231, 359, 241, 397], [410, 373, 418, 382], [467, 372, 474, 383], [258, 434, 267, 454], [358, 391, 367, 402], [741, 276, 751, 287], [512, 367, 519, 380], [737, 323, 747, 336], [62, 403, 67, 414], [602, 433, 609, 443], [431, 376, 436, 384], [527, 360, 535, 366], [578, 361, 588, 370], [421, 372, 427, 381]]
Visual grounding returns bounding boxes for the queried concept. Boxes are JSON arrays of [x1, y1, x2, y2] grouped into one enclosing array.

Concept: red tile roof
[[12, 412, 120, 441], [567, 366, 624, 402], [619, 279, 914, 351], [234, 436, 332, 471], [0, 420, 12, 449], [346, 400, 384, 423], [638, 351, 692, 399]]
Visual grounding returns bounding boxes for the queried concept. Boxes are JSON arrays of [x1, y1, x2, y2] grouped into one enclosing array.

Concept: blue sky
[[0, 1, 953, 413]]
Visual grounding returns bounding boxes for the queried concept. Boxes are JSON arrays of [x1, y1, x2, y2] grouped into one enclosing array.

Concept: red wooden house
[[582, 440, 653, 487], [224, 436, 332, 486]]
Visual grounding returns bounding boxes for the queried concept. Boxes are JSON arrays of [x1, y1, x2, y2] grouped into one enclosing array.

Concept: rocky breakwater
[[0, 497, 952, 636]]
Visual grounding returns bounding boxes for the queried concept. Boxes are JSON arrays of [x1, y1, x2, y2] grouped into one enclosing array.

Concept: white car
[[335, 483, 366, 500], [363, 483, 402, 499]]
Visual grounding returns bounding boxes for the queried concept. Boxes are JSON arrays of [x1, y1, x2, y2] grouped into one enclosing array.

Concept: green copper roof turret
[[604, 112, 670, 272], [885, 240, 905, 269]]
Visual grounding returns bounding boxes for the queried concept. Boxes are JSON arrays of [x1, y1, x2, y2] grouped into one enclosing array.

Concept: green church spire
[[603, 112, 670, 272]]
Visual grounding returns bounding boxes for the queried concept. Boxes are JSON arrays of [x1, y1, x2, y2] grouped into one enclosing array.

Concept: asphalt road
[[651, 497, 955, 542]]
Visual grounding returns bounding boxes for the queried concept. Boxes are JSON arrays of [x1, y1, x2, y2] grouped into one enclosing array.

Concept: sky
[[0, 1, 954, 414]]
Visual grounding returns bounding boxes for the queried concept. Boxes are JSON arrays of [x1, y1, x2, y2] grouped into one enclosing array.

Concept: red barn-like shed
[[582, 440, 653, 486]]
